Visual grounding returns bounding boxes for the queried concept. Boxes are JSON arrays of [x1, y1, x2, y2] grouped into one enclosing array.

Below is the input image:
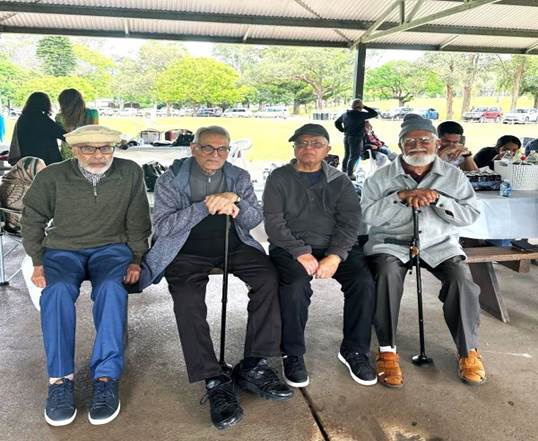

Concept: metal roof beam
[[361, 0, 503, 43], [437, 0, 537, 6], [361, 0, 403, 42]]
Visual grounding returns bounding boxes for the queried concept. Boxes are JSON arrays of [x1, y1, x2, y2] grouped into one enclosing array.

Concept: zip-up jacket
[[334, 106, 378, 136], [21, 158, 151, 265], [263, 160, 361, 261]]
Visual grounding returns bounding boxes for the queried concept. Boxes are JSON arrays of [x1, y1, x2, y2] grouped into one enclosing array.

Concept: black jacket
[[17, 111, 65, 165], [473, 147, 498, 170], [334, 106, 378, 137], [263, 160, 361, 261]]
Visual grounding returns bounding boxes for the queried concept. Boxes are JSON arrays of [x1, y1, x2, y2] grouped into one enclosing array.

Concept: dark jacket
[[473, 147, 498, 170], [16, 111, 65, 165], [263, 160, 361, 261], [334, 106, 378, 137]]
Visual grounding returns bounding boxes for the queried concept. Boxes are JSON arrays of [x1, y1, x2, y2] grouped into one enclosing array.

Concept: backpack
[[324, 154, 340, 168], [172, 130, 194, 146], [143, 161, 167, 192]]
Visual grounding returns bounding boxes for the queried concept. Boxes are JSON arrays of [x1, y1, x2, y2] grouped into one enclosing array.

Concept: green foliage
[[155, 56, 246, 107], [18, 75, 96, 105], [73, 44, 115, 98], [521, 57, 538, 106], [0, 55, 31, 105], [36, 36, 76, 77]]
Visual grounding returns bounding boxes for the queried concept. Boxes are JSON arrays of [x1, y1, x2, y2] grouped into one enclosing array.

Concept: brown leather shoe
[[458, 350, 486, 385], [376, 351, 404, 388]]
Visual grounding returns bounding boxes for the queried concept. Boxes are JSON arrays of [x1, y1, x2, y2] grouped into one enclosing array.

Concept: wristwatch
[[235, 194, 241, 203]]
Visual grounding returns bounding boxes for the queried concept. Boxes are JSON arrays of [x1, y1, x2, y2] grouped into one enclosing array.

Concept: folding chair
[[0, 206, 23, 285]]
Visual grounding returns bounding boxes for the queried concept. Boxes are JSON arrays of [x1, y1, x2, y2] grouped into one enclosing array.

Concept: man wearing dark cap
[[361, 114, 486, 388], [263, 123, 377, 388], [437, 121, 478, 171], [335, 99, 378, 178]]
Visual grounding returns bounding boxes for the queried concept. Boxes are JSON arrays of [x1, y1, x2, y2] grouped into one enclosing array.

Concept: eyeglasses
[[294, 140, 327, 149], [196, 144, 231, 155], [402, 137, 436, 148], [78, 145, 115, 154], [440, 140, 461, 147]]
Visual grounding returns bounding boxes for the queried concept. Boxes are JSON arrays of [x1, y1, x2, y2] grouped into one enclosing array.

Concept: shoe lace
[[92, 381, 116, 409], [49, 382, 72, 408], [200, 381, 236, 408]]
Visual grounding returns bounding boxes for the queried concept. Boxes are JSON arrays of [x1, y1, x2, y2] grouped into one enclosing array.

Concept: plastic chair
[[229, 139, 252, 168]]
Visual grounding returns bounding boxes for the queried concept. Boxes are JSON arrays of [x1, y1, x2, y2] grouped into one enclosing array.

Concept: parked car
[[381, 107, 413, 120], [463, 106, 503, 122], [412, 108, 439, 120], [255, 107, 289, 119], [118, 108, 138, 117], [502, 108, 538, 124], [195, 108, 222, 117], [223, 108, 253, 118]]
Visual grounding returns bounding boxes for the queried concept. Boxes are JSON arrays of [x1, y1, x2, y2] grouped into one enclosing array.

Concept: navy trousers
[[40, 244, 132, 380]]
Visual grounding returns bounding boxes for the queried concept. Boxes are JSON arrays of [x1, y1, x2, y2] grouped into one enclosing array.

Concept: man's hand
[[216, 203, 240, 219], [31, 265, 47, 288], [315, 255, 341, 279], [123, 263, 141, 285], [438, 145, 471, 162], [205, 192, 239, 215], [398, 189, 439, 209], [297, 253, 319, 276]]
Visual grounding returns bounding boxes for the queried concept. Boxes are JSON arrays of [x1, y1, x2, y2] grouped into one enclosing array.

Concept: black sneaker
[[282, 355, 309, 388], [201, 377, 243, 430], [233, 359, 293, 401], [44, 378, 77, 426], [338, 351, 377, 386], [88, 378, 121, 425]]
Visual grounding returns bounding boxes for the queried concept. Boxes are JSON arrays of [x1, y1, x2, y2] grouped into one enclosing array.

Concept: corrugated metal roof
[[0, 0, 536, 54]]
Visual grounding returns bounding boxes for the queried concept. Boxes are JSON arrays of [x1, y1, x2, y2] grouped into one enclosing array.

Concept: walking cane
[[409, 207, 433, 366], [219, 214, 233, 374]]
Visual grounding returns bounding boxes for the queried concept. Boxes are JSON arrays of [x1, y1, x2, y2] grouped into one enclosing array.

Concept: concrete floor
[[1, 239, 537, 441]]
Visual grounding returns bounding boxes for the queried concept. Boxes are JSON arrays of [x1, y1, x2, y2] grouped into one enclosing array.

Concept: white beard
[[82, 162, 112, 175], [402, 154, 436, 166]]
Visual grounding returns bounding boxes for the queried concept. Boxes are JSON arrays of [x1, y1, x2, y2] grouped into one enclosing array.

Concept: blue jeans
[[40, 244, 132, 380]]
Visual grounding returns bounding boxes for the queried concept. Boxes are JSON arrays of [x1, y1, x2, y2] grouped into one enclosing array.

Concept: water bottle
[[499, 179, 512, 197]]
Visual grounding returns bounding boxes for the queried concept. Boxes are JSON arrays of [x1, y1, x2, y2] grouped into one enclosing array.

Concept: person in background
[[523, 138, 538, 156], [56, 88, 99, 159], [0, 112, 5, 143], [0, 156, 46, 231], [15, 92, 65, 165], [363, 121, 397, 162], [335, 99, 378, 179], [437, 121, 478, 171], [474, 135, 521, 170]]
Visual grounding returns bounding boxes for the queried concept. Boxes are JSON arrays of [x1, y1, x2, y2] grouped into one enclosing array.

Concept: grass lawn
[[3, 116, 537, 163]]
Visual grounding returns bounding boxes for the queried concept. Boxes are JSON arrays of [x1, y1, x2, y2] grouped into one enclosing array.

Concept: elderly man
[[436, 121, 478, 171], [21, 125, 151, 426], [263, 123, 376, 388], [361, 114, 485, 388], [335, 99, 378, 178], [142, 125, 291, 430]]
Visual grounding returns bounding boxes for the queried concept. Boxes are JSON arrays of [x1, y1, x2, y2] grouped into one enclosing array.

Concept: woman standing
[[56, 88, 99, 159], [15, 92, 65, 165]]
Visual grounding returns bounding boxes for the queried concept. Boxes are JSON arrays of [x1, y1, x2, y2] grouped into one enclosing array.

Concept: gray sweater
[[263, 160, 361, 261]]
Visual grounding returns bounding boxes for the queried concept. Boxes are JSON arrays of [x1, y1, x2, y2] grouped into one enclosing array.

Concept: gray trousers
[[369, 254, 481, 357]]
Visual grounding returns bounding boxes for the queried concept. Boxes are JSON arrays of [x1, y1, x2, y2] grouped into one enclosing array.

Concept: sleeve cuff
[[31, 255, 43, 266], [131, 255, 143, 265], [326, 248, 348, 262], [290, 245, 313, 259]]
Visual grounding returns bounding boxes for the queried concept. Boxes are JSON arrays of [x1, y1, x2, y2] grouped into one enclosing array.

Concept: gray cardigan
[[139, 157, 264, 289], [361, 156, 480, 267]]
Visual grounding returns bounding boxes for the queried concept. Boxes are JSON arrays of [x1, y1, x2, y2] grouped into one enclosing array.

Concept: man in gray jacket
[[144, 126, 291, 430], [263, 124, 376, 389], [361, 114, 486, 389]]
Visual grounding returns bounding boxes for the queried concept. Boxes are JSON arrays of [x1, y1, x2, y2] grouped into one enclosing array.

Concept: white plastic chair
[[229, 139, 252, 168]]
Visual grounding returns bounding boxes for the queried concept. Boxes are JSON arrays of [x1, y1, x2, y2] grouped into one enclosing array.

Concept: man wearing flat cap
[[263, 123, 377, 389], [21, 125, 151, 426], [361, 114, 486, 388]]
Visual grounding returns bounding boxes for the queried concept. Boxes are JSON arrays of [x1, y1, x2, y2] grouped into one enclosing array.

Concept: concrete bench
[[464, 246, 538, 323]]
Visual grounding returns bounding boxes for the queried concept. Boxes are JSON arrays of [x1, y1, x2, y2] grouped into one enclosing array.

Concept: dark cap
[[288, 124, 330, 143]]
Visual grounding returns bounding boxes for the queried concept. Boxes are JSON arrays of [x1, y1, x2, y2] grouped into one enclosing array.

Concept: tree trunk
[[446, 84, 454, 120], [460, 54, 480, 117], [511, 61, 525, 111], [293, 100, 301, 114], [534, 94, 538, 109]]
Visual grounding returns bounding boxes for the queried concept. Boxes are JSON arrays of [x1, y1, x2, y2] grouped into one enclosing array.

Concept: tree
[[36, 36, 76, 77], [521, 57, 538, 108], [0, 55, 31, 106], [17, 76, 96, 105], [365, 60, 442, 106], [496, 55, 529, 111], [155, 56, 246, 108], [73, 44, 116, 98]]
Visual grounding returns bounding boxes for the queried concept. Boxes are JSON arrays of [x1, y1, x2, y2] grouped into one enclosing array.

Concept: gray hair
[[193, 126, 231, 144]]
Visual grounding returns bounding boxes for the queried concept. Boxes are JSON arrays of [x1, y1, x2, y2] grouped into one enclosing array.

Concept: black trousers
[[270, 245, 376, 356], [165, 244, 281, 383], [342, 135, 364, 176], [368, 254, 480, 356]]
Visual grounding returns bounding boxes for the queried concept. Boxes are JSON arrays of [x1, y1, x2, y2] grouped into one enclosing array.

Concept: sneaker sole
[[88, 401, 121, 426], [44, 408, 77, 427], [338, 352, 377, 386], [282, 370, 309, 388]]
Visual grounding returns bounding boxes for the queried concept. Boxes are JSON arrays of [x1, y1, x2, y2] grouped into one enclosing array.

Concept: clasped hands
[[438, 144, 471, 162], [297, 253, 341, 279], [204, 192, 240, 218], [398, 188, 439, 209]]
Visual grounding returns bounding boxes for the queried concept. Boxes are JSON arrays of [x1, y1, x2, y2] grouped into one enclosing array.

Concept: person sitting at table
[[263, 123, 377, 389], [524, 138, 538, 156], [361, 114, 485, 388], [0, 156, 46, 231], [474, 135, 521, 170], [437, 121, 478, 171], [140, 125, 292, 430], [21, 125, 151, 427]]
